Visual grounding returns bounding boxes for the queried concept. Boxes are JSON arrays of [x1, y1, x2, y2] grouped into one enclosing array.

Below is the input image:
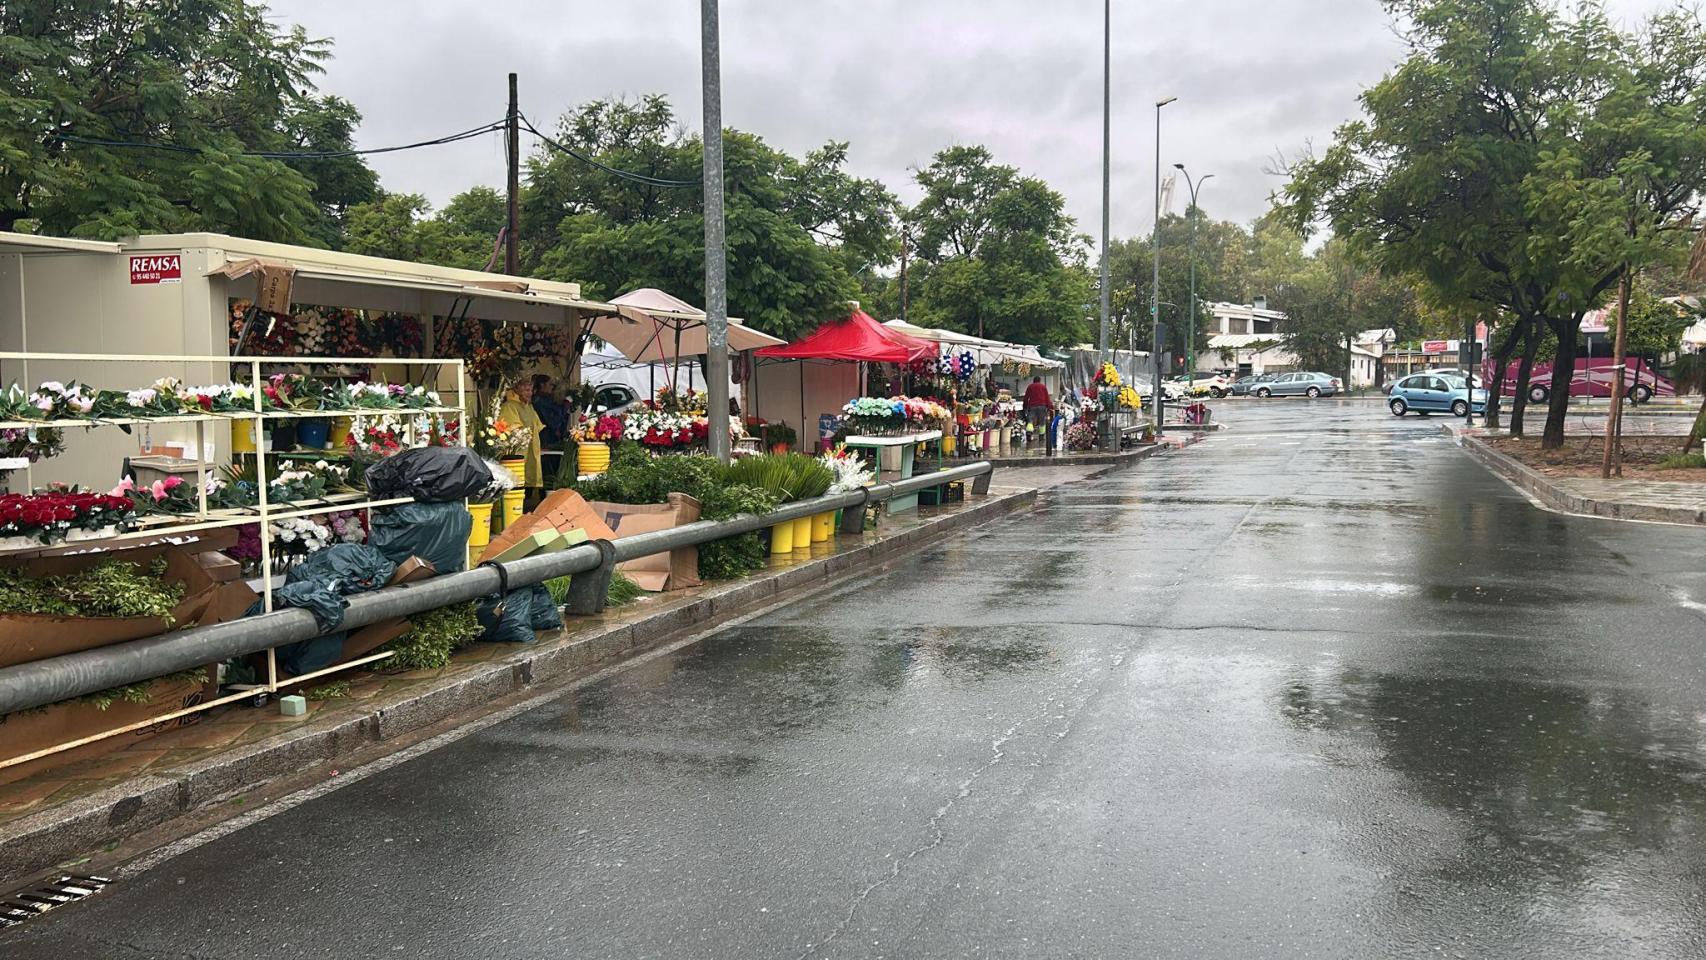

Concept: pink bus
[[1488, 356, 1675, 404]]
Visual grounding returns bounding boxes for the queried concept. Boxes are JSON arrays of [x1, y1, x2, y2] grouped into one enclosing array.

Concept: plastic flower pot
[[230, 420, 256, 455], [329, 417, 353, 450], [769, 519, 794, 554], [578, 443, 610, 476], [770, 443, 790, 455], [811, 511, 833, 542], [502, 488, 525, 528], [790, 514, 813, 550], [297, 418, 331, 449], [466, 502, 494, 548], [941, 435, 956, 456], [501, 458, 526, 485]]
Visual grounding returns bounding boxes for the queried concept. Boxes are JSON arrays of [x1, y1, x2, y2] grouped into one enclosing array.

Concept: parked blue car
[[1387, 374, 1487, 417]]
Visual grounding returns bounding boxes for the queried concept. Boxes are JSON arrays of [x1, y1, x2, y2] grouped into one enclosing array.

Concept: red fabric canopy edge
[[756, 309, 936, 363]]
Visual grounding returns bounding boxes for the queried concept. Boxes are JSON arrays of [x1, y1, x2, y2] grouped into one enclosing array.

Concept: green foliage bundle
[[543, 571, 643, 608], [385, 602, 480, 671], [724, 453, 833, 502], [0, 558, 184, 621], [571, 444, 785, 581], [1656, 453, 1706, 470]]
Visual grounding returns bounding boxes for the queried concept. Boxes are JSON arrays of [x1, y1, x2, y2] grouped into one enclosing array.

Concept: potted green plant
[[764, 420, 797, 454]]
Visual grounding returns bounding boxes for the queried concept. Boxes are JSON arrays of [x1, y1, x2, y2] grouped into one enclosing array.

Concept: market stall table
[[841, 429, 943, 513]]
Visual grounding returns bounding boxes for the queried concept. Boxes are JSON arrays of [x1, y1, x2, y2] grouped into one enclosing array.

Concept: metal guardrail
[[0, 461, 994, 717]]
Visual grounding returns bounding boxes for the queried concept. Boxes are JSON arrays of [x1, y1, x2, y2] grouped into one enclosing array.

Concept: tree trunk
[[1483, 319, 1524, 430], [1540, 321, 1577, 450], [1510, 318, 1541, 438], [1601, 269, 1631, 478], [1685, 397, 1706, 454]]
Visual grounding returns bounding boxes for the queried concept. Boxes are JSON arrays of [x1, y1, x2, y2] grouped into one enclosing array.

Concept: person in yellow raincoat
[[498, 380, 546, 503]]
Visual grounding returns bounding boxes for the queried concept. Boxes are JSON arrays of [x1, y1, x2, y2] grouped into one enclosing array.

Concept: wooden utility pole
[[1602, 265, 1632, 478], [505, 73, 520, 276]]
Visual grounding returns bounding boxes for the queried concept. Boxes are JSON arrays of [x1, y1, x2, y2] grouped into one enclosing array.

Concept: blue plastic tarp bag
[[254, 543, 398, 675], [371, 501, 472, 575], [475, 584, 561, 644]]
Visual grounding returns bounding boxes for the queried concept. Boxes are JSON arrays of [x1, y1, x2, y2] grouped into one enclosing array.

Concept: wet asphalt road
[[11, 399, 1706, 959]]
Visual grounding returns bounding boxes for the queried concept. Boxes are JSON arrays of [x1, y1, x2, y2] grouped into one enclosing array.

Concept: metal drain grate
[[0, 875, 110, 929]]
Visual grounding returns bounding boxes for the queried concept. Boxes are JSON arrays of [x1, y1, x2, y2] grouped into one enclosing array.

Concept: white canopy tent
[[586, 288, 785, 363], [882, 319, 1063, 369]]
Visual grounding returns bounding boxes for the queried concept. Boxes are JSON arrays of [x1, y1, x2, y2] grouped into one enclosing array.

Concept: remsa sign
[[129, 255, 182, 285]]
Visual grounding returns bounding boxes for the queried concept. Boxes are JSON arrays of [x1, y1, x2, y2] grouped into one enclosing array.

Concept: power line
[[518, 113, 698, 189], [45, 119, 507, 160]]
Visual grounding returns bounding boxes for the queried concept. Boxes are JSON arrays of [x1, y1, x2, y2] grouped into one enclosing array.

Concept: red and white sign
[[129, 254, 182, 285], [1422, 339, 1450, 355]]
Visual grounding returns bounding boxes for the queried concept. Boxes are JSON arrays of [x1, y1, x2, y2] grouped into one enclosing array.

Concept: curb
[[986, 440, 1180, 470], [1450, 428, 1706, 526], [0, 488, 1037, 883]]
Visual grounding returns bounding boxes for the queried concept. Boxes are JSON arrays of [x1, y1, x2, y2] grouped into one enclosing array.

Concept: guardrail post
[[972, 467, 992, 495], [839, 490, 870, 534], [564, 539, 617, 616]]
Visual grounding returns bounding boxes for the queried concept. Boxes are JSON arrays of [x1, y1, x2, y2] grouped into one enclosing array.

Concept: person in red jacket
[[1022, 376, 1052, 434]]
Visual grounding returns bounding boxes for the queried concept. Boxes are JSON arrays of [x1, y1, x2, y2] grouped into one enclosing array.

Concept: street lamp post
[[1173, 164, 1213, 389], [1097, 0, 1111, 366], [1151, 96, 1175, 437]]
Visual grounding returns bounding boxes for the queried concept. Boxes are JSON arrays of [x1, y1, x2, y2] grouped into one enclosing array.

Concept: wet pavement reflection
[[9, 399, 1706, 959]]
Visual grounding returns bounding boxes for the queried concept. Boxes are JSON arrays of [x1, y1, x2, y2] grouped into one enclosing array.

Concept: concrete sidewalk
[[1448, 425, 1706, 525]]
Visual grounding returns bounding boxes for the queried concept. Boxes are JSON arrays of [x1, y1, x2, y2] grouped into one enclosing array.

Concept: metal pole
[[505, 73, 520, 276], [1152, 97, 1175, 435], [1097, 0, 1111, 365], [702, 0, 731, 462], [1174, 167, 1212, 385]]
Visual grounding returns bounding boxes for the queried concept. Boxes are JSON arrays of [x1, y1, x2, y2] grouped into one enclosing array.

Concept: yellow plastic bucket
[[811, 511, 833, 542], [466, 502, 493, 547], [502, 488, 525, 527], [770, 520, 794, 554], [501, 458, 526, 485], [941, 435, 956, 456], [791, 514, 812, 550], [230, 420, 256, 454], [578, 443, 610, 476], [329, 417, 353, 451]]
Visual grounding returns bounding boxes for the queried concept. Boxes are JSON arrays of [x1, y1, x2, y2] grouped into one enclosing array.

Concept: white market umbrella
[[588, 288, 785, 363]]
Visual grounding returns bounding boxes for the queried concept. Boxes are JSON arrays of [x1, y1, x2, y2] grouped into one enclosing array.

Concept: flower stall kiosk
[[0, 229, 621, 776]]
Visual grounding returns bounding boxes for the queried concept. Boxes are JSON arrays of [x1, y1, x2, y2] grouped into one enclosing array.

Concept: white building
[[1206, 297, 1286, 336]]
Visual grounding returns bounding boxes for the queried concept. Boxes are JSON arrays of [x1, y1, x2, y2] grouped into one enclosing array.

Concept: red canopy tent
[[751, 308, 937, 452], [756, 309, 936, 363]]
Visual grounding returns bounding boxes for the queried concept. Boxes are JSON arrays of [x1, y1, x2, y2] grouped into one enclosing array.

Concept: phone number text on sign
[[129, 255, 182, 285]]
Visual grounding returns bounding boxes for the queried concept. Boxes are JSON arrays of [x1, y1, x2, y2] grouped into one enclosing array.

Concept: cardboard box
[[0, 545, 220, 670], [0, 673, 214, 787], [589, 493, 703, 592], [194, 550, 243, 583], [479, 489, 616, 564]]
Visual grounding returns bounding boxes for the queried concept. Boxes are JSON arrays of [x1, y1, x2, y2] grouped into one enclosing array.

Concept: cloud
[[272, 0, 1672, 243]]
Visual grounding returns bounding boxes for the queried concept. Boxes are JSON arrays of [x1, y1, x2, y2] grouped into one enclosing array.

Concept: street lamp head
[[1156, 96, 1178, 108], [1173, 163, 1186, 171]]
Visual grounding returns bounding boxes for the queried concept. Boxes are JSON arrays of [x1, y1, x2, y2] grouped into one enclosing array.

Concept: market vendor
[[1023, 376, 1052, 432], [499, 380, 546, 502], [530, 374, 569, 445]]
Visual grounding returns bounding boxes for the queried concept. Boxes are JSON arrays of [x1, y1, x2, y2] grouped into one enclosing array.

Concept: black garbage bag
[[371, 501, 472, 574], [251, 544, 398, 676], [365, 446, 496, 502], [475, 584, 560, 644]]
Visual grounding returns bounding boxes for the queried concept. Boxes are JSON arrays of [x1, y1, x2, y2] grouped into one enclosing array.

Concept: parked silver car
[[1251, 371, 1342, 398]]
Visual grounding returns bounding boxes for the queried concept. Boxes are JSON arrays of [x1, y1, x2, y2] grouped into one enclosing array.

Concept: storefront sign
[[129, 255, 182, 285], [1422, 339, 1449, 354]]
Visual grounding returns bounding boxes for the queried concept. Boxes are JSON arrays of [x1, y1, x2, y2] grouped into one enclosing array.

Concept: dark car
[[1229, 374, 1273, 397]]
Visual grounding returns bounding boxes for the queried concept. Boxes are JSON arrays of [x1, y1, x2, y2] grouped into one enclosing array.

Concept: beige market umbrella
[[588, 288, 785, 363]]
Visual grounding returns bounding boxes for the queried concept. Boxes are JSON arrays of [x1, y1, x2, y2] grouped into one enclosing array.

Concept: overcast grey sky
[[271, 0, 1671, 240]]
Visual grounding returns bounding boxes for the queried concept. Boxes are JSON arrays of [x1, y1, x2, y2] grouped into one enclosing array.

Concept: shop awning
[[758, 309, 936, 364], [210, 257, 616, 322], [0, 232, 124, 256], [882, 319, 1063, 369], [584, 287, 783, 362]]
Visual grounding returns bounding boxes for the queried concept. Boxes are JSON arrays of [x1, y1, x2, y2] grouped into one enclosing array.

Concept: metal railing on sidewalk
[[0, 462, 995, 717]]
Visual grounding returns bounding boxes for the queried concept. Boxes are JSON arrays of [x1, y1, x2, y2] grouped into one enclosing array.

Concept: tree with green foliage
[[1286, 0, 1706, 449], [0, 0, 377, 244], [342, 187, 506, 270], [521, 96, 896, 339], [906, 146, 1092, 347]]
